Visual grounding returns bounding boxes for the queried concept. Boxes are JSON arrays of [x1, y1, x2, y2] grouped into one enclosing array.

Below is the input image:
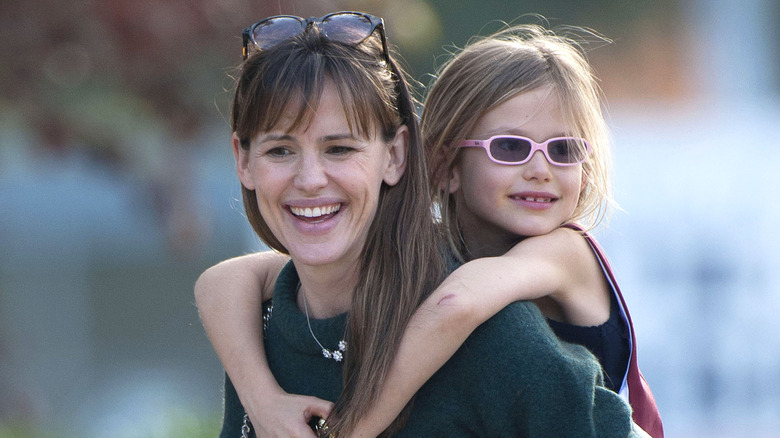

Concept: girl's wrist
[[234, 373, 285, 418]]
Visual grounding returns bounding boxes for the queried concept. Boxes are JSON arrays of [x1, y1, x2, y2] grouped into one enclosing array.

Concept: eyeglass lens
[[252, 17, 306, 50], [320, 14, 374, 44], [490, 138, 584, 164]]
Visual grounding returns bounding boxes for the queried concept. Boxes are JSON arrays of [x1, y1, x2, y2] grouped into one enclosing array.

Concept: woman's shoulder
[[443, 301, 599, 383], [466, 301, 595, 363], [406, 301, 633, 436]]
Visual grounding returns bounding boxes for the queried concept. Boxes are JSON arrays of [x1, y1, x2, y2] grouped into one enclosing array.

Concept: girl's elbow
[[429, 291, 482, 333], [194, 264, 222, 306]]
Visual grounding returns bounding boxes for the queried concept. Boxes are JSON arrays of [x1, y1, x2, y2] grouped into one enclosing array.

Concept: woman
[[213, 11, 638, 437]]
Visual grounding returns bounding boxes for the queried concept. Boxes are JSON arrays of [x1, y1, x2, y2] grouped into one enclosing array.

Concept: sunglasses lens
[[321, 13, 374, 44], [252, 17, 305, 50], [547, 139, 585, 164], [489, 137, 532, 163]]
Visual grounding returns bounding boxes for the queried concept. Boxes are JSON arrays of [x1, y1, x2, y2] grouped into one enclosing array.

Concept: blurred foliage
[[0, 0, 684, 163], [0, 408, 221, 437]]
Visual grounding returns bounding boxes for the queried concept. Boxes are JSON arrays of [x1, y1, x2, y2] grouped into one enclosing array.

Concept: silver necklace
[[300, 285, 347, 362]]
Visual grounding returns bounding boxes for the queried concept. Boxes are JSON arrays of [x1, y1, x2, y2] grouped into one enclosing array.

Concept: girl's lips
[[510, 192, 558, 210], [511, 196, 554, 203]]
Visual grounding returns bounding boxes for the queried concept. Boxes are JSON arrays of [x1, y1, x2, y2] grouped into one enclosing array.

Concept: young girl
[[197, 23, 662, 437]]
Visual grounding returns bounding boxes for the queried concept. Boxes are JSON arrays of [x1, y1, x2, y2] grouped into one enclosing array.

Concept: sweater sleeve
[[466, 301, 635, 437]]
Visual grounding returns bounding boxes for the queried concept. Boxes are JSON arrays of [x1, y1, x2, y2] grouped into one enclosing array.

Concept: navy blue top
[[546, 292, 630, 392]]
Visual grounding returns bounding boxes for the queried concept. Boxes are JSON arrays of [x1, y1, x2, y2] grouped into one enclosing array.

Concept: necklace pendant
[[301, 284, 348, 363]]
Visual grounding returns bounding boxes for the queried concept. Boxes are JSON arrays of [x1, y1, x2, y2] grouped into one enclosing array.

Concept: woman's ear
[[232, 132, 256, 190], [444, 164, 461, 194], [382, 125, 409, 186]]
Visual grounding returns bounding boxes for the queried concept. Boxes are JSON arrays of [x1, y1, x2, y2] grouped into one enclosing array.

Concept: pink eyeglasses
[[460, 135, 590, 166]]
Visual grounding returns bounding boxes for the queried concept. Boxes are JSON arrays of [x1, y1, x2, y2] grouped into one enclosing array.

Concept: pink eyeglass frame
[[459, 135, 590, 166]]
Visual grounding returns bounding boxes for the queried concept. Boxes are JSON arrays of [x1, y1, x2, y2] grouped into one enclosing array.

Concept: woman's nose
[[294, 153, 329, 192]]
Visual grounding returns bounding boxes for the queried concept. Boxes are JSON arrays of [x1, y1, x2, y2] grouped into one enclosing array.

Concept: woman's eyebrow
[[256, 132, 356, 143], [317, 133, 355, 143], [257, 133, 294, 143], [319, 133, 354, 142]]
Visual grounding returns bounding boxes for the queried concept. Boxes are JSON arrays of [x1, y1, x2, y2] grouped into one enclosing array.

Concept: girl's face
[[234, 81, 407, 272], [450, 85, 584, 258]]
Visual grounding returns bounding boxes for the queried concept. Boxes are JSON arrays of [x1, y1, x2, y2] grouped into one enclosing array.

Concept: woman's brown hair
[[231, 24, 446, 436]]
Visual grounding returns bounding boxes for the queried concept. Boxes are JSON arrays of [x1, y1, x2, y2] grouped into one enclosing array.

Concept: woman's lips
[[289, 203, 342, 223]]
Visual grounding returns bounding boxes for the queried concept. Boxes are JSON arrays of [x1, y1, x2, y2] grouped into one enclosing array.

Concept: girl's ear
[[232, 132, 256, 190], [383, 125, 409, 186], [580, 169, 588, 192]]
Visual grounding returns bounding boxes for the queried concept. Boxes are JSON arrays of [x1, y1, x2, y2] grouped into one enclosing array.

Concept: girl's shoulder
[[505, 226, 596, 269]]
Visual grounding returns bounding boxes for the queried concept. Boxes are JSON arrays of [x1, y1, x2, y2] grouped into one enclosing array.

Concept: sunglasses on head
[[242, 11, 388, 61], [460, 135, 590, 166]]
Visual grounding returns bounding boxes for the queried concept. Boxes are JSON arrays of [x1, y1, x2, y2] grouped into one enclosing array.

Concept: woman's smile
[[289, 203, 342, 220], [286, 200, 345, 232]]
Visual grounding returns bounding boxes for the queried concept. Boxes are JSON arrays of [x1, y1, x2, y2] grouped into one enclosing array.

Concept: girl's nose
[[521, 150, 553, 181]]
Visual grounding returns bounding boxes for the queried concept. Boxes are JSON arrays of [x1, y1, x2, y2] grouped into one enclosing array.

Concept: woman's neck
[[294, 262, 357, 318]]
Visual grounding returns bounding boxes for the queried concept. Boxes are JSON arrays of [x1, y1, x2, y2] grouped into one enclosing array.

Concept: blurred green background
[[2, 0, 779, 437]]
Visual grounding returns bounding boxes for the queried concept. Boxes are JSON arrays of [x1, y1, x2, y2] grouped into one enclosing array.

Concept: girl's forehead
[[471, 86, 569, 140]]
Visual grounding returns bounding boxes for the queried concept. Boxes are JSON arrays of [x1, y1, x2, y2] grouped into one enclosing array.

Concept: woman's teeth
[[290, 204, 341, 218]]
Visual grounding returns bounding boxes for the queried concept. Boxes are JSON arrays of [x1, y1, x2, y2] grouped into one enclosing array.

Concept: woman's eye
[[327, 145, 355, 155], [266, 147, 292, 157]]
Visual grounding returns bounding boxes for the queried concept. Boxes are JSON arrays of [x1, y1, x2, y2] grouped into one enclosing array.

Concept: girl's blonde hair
[[422, 24, 614, 260]]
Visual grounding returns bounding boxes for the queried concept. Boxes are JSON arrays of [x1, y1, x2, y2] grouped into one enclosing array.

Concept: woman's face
[[234, 81, 407, 272], [450, 85, 584, 258]]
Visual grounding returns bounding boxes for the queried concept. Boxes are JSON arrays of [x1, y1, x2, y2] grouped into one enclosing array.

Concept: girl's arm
[[195, 252, 334, 437], [348, 227, 609, 437]]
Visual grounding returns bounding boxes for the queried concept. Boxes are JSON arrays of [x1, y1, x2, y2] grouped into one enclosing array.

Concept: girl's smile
[[509, 191, 558, 210]]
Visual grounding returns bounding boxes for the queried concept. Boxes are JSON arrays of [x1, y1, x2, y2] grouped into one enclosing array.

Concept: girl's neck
[[294, 262, 357, 318], [462, 230, 526, 260]]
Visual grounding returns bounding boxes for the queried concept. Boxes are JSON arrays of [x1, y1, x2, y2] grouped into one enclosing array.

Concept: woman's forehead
[[265, 80, 380, 138]]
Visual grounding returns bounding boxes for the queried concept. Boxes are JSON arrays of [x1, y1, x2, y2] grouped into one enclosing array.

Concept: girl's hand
[[246, 392, 334, 438]]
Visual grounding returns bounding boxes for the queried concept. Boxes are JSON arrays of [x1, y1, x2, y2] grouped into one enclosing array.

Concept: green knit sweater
[[220, 261, 637, 437]]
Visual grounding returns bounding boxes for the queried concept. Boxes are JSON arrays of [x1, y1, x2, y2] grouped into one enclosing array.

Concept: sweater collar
[[272, 261, 349, 358]]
